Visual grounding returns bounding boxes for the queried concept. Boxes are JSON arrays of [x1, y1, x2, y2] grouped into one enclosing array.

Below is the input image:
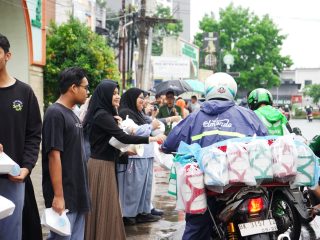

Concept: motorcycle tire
[[271, 193, 301, 240]]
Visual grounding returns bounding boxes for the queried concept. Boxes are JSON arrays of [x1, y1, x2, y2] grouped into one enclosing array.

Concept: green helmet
[[248, 88, 273, 110]]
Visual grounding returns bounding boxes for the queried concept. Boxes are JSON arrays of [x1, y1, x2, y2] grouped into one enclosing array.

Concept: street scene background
[[31, 119, 320, 239]]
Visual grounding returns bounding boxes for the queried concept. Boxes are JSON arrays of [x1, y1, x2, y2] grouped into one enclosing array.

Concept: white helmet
[[205, 72, 237, 101]]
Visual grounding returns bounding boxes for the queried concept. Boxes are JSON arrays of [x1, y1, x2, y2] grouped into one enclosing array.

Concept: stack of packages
[[168, 136, 319, 213]]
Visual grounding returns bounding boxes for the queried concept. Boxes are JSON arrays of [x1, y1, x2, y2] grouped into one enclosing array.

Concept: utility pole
[[119, 0, 126, 93], [136, 0, 178, 90], [136, 0, 146, 89]]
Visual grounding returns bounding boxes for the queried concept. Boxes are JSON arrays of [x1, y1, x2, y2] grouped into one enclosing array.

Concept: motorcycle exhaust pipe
[[277, 233, 291, 240]]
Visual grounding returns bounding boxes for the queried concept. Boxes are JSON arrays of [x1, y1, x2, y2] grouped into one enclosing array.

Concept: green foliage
[[303, 84, 320, 104], [194, 4, 293, 91], [44, 17, 119, 107], [152, 6, 183, 56]]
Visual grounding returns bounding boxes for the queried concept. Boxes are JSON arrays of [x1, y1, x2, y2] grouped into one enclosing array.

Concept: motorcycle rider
[[162, 72, 268, 239], [247, 88, 292, 135], [306, 105, 313, 122]]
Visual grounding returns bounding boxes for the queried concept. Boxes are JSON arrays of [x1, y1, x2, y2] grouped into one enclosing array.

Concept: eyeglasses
[[79, 85, 89, 91]]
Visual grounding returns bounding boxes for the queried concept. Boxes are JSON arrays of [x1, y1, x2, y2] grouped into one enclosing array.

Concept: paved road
[[289, 119, 320, 141], [32, 119, 320, 239]]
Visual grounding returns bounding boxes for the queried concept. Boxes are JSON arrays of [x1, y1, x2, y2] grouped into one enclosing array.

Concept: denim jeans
[[0, 177, 25, 240], [47, 212, 85, 240]]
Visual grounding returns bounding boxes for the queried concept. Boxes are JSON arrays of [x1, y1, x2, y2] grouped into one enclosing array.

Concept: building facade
[[0, 0, 46, 111], [173, 0, 190, 42]]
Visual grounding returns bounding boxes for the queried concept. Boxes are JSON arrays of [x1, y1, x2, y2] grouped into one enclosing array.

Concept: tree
[[152, 6, 183, 56], [194, 4, 293, 91], [303, 84, 320, 104], [44, 17, 119, 107]]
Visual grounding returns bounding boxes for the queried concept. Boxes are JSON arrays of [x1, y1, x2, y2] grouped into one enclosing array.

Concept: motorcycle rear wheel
[[271, 193, 301, 240]]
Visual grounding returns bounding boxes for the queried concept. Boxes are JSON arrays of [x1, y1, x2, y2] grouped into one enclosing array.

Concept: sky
[[190, 0, 320, 68]]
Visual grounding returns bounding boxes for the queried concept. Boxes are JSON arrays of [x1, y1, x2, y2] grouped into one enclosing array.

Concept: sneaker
[[123, 217, 136, 226], [136, 213, 160, 223], [151, 208, 164, 216]]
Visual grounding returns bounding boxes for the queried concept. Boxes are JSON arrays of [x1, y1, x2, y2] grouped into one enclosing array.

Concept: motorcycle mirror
[[292, 127, 302, 136]]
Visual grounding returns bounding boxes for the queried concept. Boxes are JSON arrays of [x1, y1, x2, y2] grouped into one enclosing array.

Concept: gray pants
[[0, 177, 25, 240]]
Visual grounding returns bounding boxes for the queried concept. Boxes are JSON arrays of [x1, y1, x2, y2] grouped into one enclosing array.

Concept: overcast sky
[[190, 0, 320, 68]]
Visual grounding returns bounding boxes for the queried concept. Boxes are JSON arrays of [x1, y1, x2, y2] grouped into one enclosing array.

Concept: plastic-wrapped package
[[120, 115, 139, 133], [177, 163, 207, 214], [271, 136, 297, 181], [198, 145, 229, 187], [290, 141, 317, 187], [0, 152, 20, 176], [0, 195, 15, 220], [41, 208, 71, 236], [226, 142, 256, 186], [151, 121, 165, 136], [168, 164, 177, 197], [168, 154, 193, 197], [247, 139, 273, 180], [154, 143, 174, 170]]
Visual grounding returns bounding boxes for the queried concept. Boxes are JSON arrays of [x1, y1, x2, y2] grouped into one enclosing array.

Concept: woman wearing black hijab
[[83, 81, 163, 240], [118, 88, 163, 225]]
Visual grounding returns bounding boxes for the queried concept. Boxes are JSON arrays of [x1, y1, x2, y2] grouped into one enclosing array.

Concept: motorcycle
[[307, 113, 313, 122], [284, 112, 290, 121], [209, 184, 311, 240]]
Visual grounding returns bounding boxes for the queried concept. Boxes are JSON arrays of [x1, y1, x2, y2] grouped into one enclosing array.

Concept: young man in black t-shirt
[[42, 67, 90, 239], [0, 34, 42, 240]]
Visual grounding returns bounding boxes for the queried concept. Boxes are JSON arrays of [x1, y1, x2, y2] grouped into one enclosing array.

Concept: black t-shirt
[[89, 111, 149, 161], [42, 103, 90, 212], [0, 79, 41, 173]]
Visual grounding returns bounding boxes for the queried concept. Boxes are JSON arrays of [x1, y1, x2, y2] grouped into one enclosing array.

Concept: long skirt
[[22, 176, 42, 240], [85, 158, 126, 240], [117, 157, 153, 217]]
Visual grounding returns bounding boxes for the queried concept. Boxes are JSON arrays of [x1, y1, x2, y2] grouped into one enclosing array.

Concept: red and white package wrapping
[[226, 142, 256, 186], [271, 136, 297, 180], [178, 163, 207, 214]]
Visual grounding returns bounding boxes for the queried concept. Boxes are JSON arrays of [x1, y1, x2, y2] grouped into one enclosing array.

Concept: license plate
[[238, 219, 278, 237]]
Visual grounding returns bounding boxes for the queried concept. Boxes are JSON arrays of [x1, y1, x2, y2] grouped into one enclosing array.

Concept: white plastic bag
[[120, 115, 139, 133], [0, 195, 15, 220], [177, 163, 207, 214], [271, 135, 297, 181], [0, 152, 20, 176], [198, 145, 229, 187], [151, 121, 165, 136], [226, 142, 256, 186], [247, 139, 273, 180], [41, 208, 71, 236], [153, 144, 174, 170], [290, 142, 316, 187], [109, 116, 144, 156]]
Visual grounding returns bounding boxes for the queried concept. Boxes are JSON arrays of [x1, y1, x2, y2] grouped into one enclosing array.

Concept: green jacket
[[157, 104, 182, 135], [254, 105, 288, 136], [310, 135, 320, 158]]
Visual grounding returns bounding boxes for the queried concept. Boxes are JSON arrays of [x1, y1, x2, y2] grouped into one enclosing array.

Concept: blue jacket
[[162, 100, 268, 153]]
